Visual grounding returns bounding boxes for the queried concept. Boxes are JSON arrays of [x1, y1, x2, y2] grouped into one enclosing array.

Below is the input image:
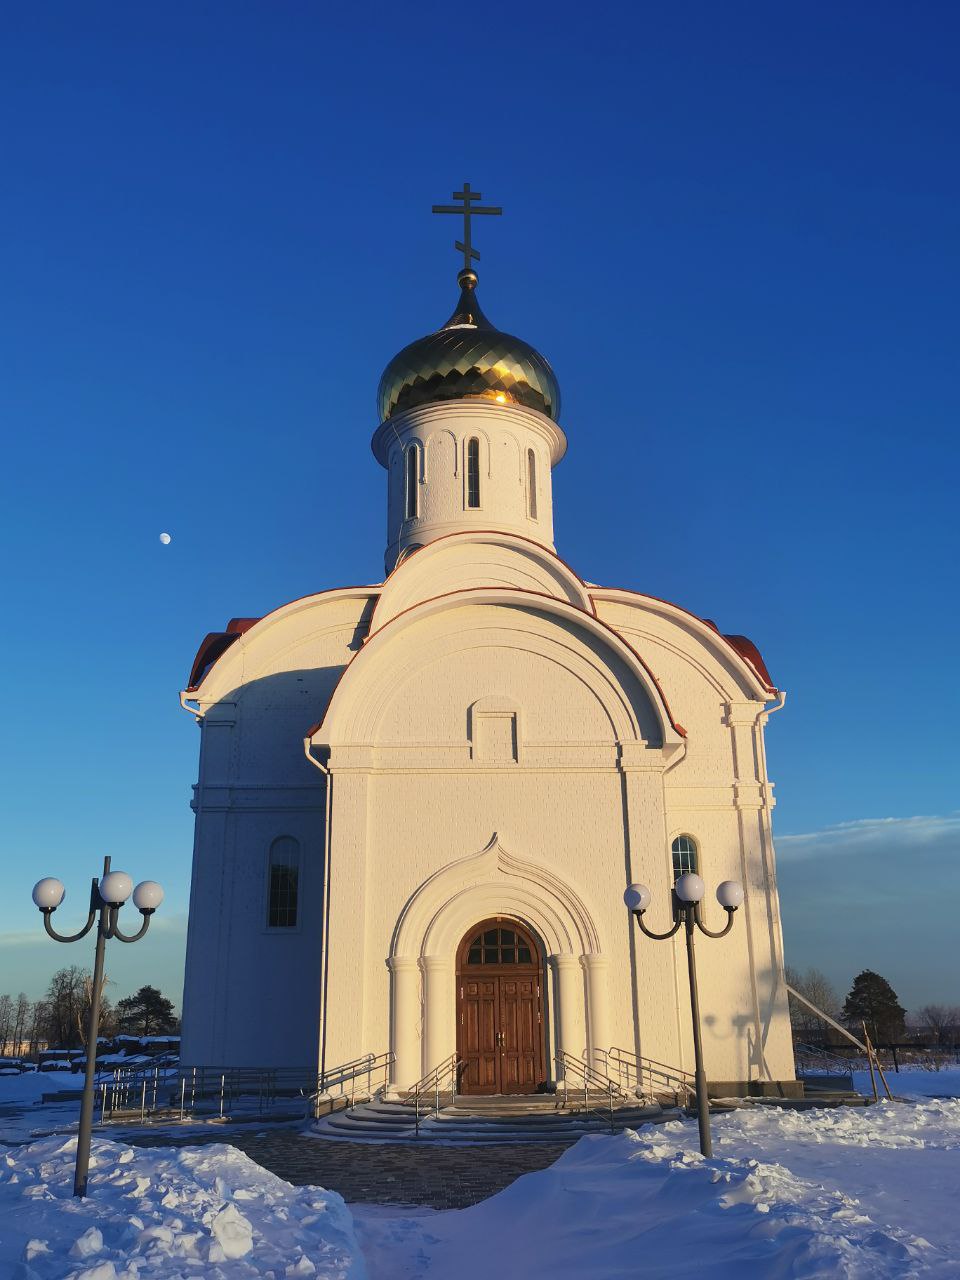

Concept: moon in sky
[[159, 532, 172, 545]]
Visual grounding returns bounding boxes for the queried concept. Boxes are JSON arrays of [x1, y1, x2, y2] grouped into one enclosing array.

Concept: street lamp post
[[624, 873, 744, 1157], [32, 855, 164, 1197]]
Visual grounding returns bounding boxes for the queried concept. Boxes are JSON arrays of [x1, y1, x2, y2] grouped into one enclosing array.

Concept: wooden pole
[[862, 1022, 880, 1103], [785, 985, 869, 1053], [862, 1025, 894, 1101]]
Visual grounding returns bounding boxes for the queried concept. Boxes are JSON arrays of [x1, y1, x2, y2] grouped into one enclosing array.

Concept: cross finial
[[432, 182, 502, 273]]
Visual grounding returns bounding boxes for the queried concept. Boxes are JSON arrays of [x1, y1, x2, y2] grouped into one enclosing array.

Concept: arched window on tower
[[466, 437, 481, 508], [267, 837, 300, 928], [404, 444, 419, 520], [527, 448, 538, 519], [671, 835, 699, 881]]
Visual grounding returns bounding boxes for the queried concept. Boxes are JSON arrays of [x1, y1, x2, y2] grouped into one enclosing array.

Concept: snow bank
[[357, 1103, 960, 1278], [0, 1136, 365, 1279], [852, 1067, 960, 1100], [0, 1073, 79, 1106]]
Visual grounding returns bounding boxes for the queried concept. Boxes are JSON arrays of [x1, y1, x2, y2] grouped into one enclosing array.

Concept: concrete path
[[126, 1127, 570, 1208]]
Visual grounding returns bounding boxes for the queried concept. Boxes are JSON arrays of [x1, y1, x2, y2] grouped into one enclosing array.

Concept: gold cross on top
[[432, 182, 502, 272]]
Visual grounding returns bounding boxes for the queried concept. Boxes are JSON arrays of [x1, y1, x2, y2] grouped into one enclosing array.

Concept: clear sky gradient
[[1, 3, 957, 1015]]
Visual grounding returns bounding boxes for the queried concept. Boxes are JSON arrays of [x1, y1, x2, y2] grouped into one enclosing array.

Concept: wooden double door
[[456, 919, 545, 1095]]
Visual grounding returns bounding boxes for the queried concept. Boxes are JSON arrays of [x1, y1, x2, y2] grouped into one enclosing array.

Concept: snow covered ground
[[2, 1070, 959, 1278], [852, 1067, 960, 1101], [0, 1136, 363, 1279], [356, 1099, 960, 1277]]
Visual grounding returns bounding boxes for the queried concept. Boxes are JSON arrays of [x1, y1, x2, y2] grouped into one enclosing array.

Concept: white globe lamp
[[674, 872, 705, 904], [32, 878, 66, 911], [132, 881, 164, 912], [716, 880, 745, 910], [623, 883, 651, 913], [99, 871, 133, 906]]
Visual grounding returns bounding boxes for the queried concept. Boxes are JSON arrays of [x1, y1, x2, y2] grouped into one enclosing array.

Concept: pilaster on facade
[[419, 954, 452, 1075], [386, 956, 421, 1092], [548, 953, 583, 1071], [580, 953, 611, 1070]]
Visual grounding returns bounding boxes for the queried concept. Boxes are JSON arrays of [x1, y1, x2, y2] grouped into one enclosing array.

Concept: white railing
[[303, 1051, 395, 1119], [97, 1063, 177, 1124], [408, 1054, 462, 1137], [555, 1050, 629, 1130], [599, 1046, 696, 1105]]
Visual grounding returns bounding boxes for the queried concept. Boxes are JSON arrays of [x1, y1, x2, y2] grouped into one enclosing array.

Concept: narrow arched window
[[268, 837, 300, 928], [527, 448, 538, 519], [405, 445, 419, 520], [466, 437, 481, 508], [671, 835, 698, 881]]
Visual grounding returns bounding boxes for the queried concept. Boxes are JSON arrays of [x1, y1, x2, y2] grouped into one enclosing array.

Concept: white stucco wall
[[372, 400, 566, 571], [179, 401, 795, 1092]]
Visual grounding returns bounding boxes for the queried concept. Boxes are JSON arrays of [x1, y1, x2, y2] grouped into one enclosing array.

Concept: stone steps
[[311, 1095, 674, 1144]]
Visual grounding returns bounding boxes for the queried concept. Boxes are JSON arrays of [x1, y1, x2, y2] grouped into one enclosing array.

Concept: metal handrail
[[793, 1042, 858, 1077], [555, 1050, 629, 1132], [303, 1051, 395, 1119], [96, 1063, 175, 1124], [410, 1053, 461, 1137], [599, 1046, 696, 1104]]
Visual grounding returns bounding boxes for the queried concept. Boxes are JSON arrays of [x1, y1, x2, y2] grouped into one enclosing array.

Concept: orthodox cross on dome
[[432, 182, 502, 273]]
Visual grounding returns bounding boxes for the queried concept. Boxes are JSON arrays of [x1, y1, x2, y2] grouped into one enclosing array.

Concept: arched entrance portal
[[456, 917, 546, 1095]]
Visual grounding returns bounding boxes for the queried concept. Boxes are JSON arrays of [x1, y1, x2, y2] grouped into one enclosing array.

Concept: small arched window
[[671, 835, 698, 881], [527, 448, 538, 519], [466, 437, 481, 508], [464, 924, 535, 965], [405, 445, 419, 520], [267, 837, 300, 928]]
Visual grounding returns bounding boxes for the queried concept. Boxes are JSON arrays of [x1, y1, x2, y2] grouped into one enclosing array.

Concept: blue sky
[[1, 2, 957, 1014]]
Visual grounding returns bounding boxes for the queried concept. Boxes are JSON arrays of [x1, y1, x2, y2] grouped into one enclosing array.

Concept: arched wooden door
[[456, 918, 546, 1095]]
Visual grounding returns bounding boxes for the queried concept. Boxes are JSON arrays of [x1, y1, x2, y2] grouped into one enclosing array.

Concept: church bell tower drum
[[373, 268, 566, 572]]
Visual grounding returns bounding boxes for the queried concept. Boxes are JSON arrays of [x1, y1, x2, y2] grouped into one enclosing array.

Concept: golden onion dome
[[377, 270, 561, 423]]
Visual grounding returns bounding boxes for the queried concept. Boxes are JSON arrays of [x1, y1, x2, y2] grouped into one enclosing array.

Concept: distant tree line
[[785, 965, 960, 1049], [0, 968, 178, 1055]]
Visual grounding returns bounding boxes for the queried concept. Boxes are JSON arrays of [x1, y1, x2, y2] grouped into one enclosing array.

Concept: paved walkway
[[126, 1128, 569, 1208]]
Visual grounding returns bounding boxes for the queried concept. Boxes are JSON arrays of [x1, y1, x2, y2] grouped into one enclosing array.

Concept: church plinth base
[[707, 1079, 805, 1099]]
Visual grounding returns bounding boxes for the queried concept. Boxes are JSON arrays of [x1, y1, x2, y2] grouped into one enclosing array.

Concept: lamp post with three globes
[[624, 872, 744, 1157], [31, 856, 164, 1197]]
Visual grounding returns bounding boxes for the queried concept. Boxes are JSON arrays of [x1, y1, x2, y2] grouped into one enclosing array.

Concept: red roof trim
[[187, 632, 244, 691], [722, 634, 775, 691], [589, 588, 778, 695], [185, 588, 380, 692]]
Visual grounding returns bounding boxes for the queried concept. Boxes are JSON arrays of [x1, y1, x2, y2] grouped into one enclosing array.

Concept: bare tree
[[42, 966, 88, 1049], [11, 993, 31, 1055], [27, 1000, 48, 1055], [0, 994, 12, 1055], [914, 1004, 960, 1049], [785, 966, 840, 1042]]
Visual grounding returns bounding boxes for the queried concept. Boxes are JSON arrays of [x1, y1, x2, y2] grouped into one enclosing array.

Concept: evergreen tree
[[115, 985, 178, 1037], [841, 970, 906, 1045]]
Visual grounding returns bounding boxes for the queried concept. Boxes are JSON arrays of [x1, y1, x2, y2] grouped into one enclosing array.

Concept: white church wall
[[180, 594, 373, 1071], [181, 456, 795, 1091], [374, 400, 565, 570], [591, 595, 794, 1082], [370, 533, 593, 634], [180, 802, 327, 1069]]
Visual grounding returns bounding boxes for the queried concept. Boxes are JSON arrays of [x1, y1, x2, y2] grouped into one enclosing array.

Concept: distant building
[[179, 213, 796, 1097]]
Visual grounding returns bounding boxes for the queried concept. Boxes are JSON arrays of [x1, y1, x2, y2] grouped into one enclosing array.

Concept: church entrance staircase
[[310, 1092, 672, 1144]]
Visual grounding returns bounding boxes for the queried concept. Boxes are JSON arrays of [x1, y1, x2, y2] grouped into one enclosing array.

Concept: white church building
[[179, 201, 798, 1098]]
